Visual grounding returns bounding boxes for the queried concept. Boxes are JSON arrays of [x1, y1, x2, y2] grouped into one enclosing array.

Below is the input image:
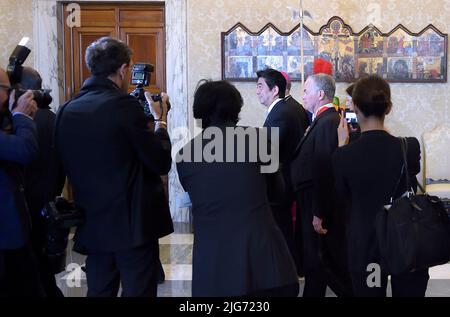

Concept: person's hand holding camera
[[337, 110, 349, 147], [145, 91, 170, 129], [9, 89, 37, 119]]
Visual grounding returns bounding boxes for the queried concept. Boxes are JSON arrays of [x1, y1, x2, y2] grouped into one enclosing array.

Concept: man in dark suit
[[256, 68, 307, 268], [282, 72, 310, 135], [291, 73, 341, 297], [56, 37, 173, 297], [282, 71, 310, 141], [20, 67, 66, 297], [281, 72, 310, 277], [0, 67, 43, 296]]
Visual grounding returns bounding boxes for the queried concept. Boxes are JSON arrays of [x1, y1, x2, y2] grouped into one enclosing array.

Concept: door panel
[[120, 27, 165, 94], [119, 9, 164, 27], [80, 9, 116, 27]]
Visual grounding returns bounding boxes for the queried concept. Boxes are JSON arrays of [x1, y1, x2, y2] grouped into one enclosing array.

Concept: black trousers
[[35, 253, 64, 297], [85, 240, 159, 297], [295, 188, 328, 297], [351, 269, 429, 297], [0, 243, 44, 297], [270, 203, 297, 271], [30, 218, 64, 297]]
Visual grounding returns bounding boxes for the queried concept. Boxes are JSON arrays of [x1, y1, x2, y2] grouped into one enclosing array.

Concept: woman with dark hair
[[345, 84, 354, 109], [333, 75, 429, 297], [177, 80, 298, 297], [344, 83, 361, 142]]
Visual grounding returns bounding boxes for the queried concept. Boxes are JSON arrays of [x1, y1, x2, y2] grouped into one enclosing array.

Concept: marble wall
[[0, 0, 33, 69]]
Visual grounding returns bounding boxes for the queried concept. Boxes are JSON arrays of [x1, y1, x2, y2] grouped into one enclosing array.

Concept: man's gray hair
[[309, 73, 336, 100]]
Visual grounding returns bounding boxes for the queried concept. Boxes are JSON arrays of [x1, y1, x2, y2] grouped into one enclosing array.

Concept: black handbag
[[376, 138, 450, 275]]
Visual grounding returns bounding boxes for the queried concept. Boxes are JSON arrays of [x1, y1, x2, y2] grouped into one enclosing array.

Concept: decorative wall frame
[[221, 16, 448, 83]]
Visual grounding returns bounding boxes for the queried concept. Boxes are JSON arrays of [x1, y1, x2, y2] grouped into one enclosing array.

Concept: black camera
[[15, 88, 53, 109], [129, 63, 170, 120], [41, 196, 85, 229], [7, 37, 31, 87], [41, 197, 85, 274], [6, 37, 53, 109]]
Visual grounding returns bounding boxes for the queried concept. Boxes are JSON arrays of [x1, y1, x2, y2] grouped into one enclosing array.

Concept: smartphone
[[345, 110, 357, 124]]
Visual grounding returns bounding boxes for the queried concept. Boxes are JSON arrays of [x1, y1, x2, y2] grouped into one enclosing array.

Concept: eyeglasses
[[0, 84, 12, 94]]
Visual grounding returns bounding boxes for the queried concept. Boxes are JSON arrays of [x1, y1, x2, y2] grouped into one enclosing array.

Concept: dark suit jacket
[[56, 76, 173, 254], [263, 98, 309, 206], [25, 108, 65, 220], [291, 107, 349, 294], [284, 95, 310, 139], [0, 114, 38, 249], [291, 107, 340, 219], [332, 132, 420, 272], [176, 124, 298, 296]]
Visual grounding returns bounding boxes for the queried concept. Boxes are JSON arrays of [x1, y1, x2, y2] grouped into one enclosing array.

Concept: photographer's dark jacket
[[25, 108, 65, 226], [0, 114, 38, 249], [56, 76, 173, 254]]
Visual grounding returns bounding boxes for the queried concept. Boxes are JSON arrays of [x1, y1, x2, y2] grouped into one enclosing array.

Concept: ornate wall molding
[[222, 16, 448, 83]]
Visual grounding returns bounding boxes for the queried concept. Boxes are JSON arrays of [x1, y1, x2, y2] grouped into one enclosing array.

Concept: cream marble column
[[32, 0, 62, 109], [164, 0, 191, 222], [32, 0, 189, 221]]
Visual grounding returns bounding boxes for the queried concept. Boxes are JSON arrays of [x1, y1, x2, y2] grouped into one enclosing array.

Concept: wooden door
[[62, 3, 166, 99], [120, 27, 165, 94]]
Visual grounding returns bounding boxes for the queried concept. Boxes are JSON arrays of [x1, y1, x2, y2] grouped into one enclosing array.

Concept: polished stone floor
[[56, 222, 450, 297]]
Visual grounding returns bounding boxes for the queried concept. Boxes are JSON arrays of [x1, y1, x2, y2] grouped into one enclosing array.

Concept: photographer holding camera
[[56, 37, 173, 297], [18, 67, 66, 297], [0, 67, 44, 297]]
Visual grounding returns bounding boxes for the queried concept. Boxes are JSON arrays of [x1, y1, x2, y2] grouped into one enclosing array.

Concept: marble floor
[[56, 222, 450, 297]]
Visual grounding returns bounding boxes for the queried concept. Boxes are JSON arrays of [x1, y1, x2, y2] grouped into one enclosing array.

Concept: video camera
[[41, 196, 85, 229], [7, 37, 52, 109], [40, 196, 85, 274], [129, 63, 170, 120]]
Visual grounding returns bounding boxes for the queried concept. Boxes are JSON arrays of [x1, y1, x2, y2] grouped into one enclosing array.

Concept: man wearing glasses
[[0, 67, 43, 296]]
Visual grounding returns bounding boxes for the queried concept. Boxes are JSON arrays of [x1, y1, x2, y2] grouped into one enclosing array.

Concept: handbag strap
[[389, 137, 412, 202], [400, 137, 411, 191]]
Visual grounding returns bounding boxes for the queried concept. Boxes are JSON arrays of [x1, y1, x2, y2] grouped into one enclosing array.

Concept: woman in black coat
[[332, 75, 429, 297], [176, 80, 298, 297]]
